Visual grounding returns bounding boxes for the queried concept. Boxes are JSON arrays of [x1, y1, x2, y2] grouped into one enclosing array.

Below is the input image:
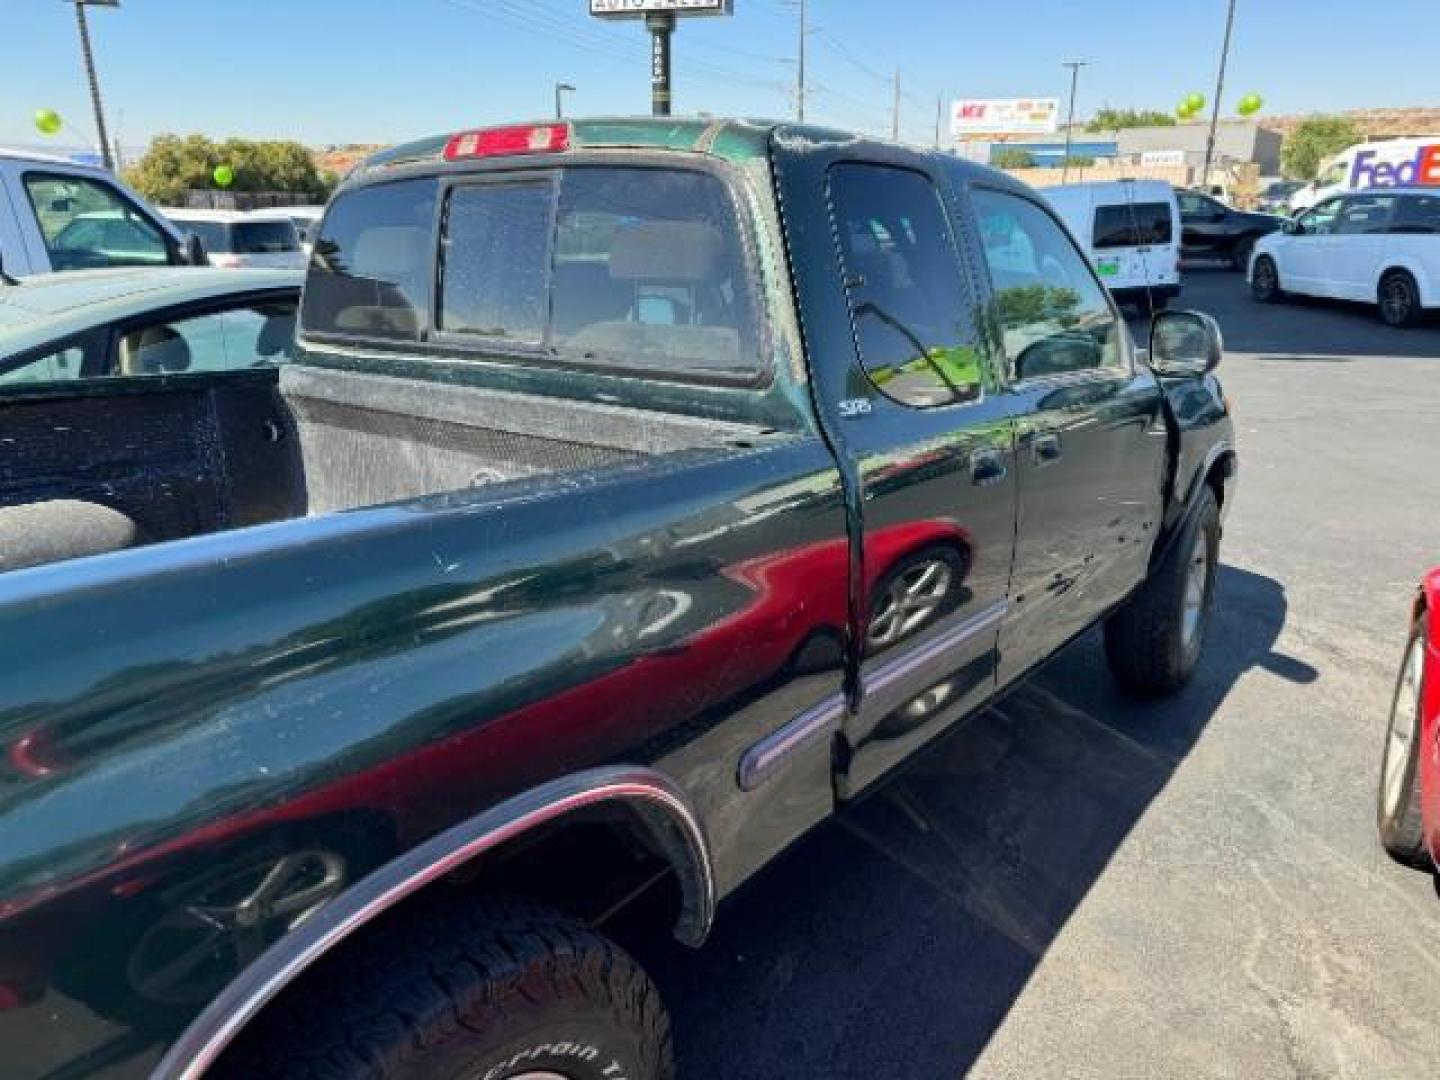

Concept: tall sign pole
[[647, 13, 675, 116], [589, 1, 733, 116], [1061, 59, 1087, 183], [795, 0, 807, 122], [65, 0, 120, 171], [1202, 0, 1238, 187]]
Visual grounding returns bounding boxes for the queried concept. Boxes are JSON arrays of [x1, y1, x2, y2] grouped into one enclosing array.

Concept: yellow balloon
[[34, 108, 63, 136]]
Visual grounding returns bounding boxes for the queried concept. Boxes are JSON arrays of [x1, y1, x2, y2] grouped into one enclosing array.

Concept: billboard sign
[[589, 0, 732, 17], [951, 98, 1059, 137]]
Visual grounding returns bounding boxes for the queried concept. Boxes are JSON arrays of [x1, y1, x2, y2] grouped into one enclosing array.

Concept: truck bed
[[0, 364, 768, 571]]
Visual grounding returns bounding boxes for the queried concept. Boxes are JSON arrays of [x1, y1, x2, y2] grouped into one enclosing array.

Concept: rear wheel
[[1379, 269, 1421, 327], [1105, 487, 1219, 697], [1251, 256, 1283, 303], [215, 896, 673, 1080], [1378, 614, 1430, 868]]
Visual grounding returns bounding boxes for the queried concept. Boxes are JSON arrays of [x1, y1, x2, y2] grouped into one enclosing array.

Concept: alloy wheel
[[1180, 528, 1210, 653], [868, 558, 953, 650], [1381, 636, 1425, 821]]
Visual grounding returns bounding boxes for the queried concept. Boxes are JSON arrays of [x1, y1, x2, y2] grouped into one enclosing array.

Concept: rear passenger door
[[1325, 194, 1396, 300], [779, 155, 1022, 797], [966, 187, 1168, 688]]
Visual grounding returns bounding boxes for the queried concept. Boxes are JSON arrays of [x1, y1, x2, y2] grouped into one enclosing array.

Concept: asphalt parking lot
[[630, 269, 1440, 1078]]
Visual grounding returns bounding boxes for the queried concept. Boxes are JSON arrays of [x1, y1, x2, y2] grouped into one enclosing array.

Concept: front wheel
[[1378, 614, 1431, 868], [1379, 269, 1422, 327], [1251, 256, 1283, 303], [215, 896, 674, 1080], [1230, 235, 1256, 272], [1104, 487, 1219, 697]]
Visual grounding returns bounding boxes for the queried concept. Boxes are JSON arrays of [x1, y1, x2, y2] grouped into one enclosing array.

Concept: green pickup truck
[[0, 119, 1235, 1080]]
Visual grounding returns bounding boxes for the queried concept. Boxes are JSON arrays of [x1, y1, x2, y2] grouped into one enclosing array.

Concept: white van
[[162, 209, 307, 271], [1040, 179, 1182, 309], [1290, 135, 1440, 212], [0, 148, 194, 277]]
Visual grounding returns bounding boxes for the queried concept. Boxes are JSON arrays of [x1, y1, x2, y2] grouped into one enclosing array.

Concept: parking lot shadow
[[1134, 266, 1440, 360], [624, 565, 1307, 1080]]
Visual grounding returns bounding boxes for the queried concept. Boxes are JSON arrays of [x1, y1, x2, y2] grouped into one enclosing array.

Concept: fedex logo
[[1351, 145, 1440, 188]]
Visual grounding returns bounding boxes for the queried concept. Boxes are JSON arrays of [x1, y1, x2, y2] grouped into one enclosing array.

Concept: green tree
[[125, 134, 331, 204], [1281, 116, 1363, 180], [1061, 155, 1096, 168], [1085, 108, 1176, 133], [993, 148, 1037, 169]]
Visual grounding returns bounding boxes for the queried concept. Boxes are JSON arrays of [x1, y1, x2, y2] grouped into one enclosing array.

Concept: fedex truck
[[1290, 135, 1440, 212]]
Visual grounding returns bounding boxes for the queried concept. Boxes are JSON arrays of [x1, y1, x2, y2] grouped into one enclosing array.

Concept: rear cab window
[[1093, 202, 1173, 249], [303, 165, 764, 384]]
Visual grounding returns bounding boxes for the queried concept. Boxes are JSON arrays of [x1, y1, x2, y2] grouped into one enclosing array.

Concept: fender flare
[[151, 765, 714, 1080], [1151, 439, 1235, 571]]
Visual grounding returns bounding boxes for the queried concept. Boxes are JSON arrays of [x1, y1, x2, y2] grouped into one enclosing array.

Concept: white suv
[[1249, 188, 1440, 326], [163, 209, 306, 270]]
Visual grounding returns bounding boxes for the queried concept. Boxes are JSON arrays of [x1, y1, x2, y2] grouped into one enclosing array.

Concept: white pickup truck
[[0, 148, 198, 277]]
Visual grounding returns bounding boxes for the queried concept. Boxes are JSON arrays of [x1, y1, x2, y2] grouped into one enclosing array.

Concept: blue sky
[[5, 0, 1438, 153]]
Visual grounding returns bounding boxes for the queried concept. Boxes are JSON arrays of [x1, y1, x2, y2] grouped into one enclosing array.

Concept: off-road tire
[[1251, 255, 1283, 303], [1378, 613, 1430, 868], [214, 896, 674, 1080], [1104, 487, 1219, 698], [1379, 269, 1421, 327]]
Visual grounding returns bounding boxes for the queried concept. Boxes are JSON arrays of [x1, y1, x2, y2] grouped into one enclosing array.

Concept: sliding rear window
[[1093, 202, 1173, 249]]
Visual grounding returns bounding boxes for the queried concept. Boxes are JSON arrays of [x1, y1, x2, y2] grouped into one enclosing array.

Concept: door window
[[1390, 195, 1440, 234], [827, 163, 984, 408], [971, 189, 1122, 381], [1334, 196, 1395, 235], [0, 329, 109, 385], [116, 298, 298, 376], [23, 173, 171, 271], [1297, 198, 1344, 236], [1178, 193, 1221, 219]]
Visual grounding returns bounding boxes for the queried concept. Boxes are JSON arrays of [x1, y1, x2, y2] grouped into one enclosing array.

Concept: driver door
[[1286, 197, 1343, 295]]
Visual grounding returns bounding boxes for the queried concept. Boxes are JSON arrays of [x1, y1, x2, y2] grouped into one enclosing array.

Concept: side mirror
[[183, 231, 209, 267], [1282, 218, 1303, 235], [1149, 310, 1222, 378]]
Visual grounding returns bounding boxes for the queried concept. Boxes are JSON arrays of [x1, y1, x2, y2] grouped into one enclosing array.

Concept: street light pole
[[795, 0, 807, 122], [554, 82, 575, 120], [1202, 0, 1239, 188], [65, 0, 119, 171], [1061, 59, 1087, 183]]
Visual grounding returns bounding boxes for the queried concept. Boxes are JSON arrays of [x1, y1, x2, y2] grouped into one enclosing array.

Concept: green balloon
[[1184, 92, 1206, 114], [212, 164, 235, 188], [1237, 93, 1263, 117], [34, 108, 62, 136]]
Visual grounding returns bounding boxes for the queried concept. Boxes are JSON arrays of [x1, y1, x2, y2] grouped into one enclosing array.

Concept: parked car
[[163, 209, 307, 270], [1256, 180, 1305, 215], [1378, 568, 1440, 872], [0, 266, 300, 385], [0, 148, 200, 276], [1249, 188, 1440, 326], [0, 119, 1236, 1080], [263, 204, 325, 249], [1041, 179, 1182, 309], [1177, 188, 1285, 269]]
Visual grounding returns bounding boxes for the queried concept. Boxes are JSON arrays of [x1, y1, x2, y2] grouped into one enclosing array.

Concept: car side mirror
[[1149, 310, 1222, 377], [183, 231, 208, 267], [1282, 218, 1303, 235]]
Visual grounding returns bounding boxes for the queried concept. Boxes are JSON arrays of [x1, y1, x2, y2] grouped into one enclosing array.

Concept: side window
[[1335, 196, 1395, 235], [0, 329, 109, 385], [971, 189, 1122, 381], [116, 298, 298, 376], [1391, 196, 1440, 235], [438, 182, 552, 344], [1178, 193, 1213, 218], [23, 173, 170, 271], [302, 177, 439, 341], [828, 163, 984, 408], [1093, 202, 1173, 249], [1300, 198, 1343, 236]]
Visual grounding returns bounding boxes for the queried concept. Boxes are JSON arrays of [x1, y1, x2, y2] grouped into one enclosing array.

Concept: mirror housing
[[1282, 217, 1303, 235], [183, 231, 209, 267], [1148, 310, 1222, 378]]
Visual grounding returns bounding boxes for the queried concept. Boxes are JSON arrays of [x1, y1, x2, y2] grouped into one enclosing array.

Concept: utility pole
[[65, 0, 119, 171], [891, 68, 901, 141], [795, 0, 807, 122], [1060, 59, 1087, 183], [1202, 0, 1238, 188], [554, 82, 575, 120], [646, 12, 675, 117], [934, 95, 943, 150]]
